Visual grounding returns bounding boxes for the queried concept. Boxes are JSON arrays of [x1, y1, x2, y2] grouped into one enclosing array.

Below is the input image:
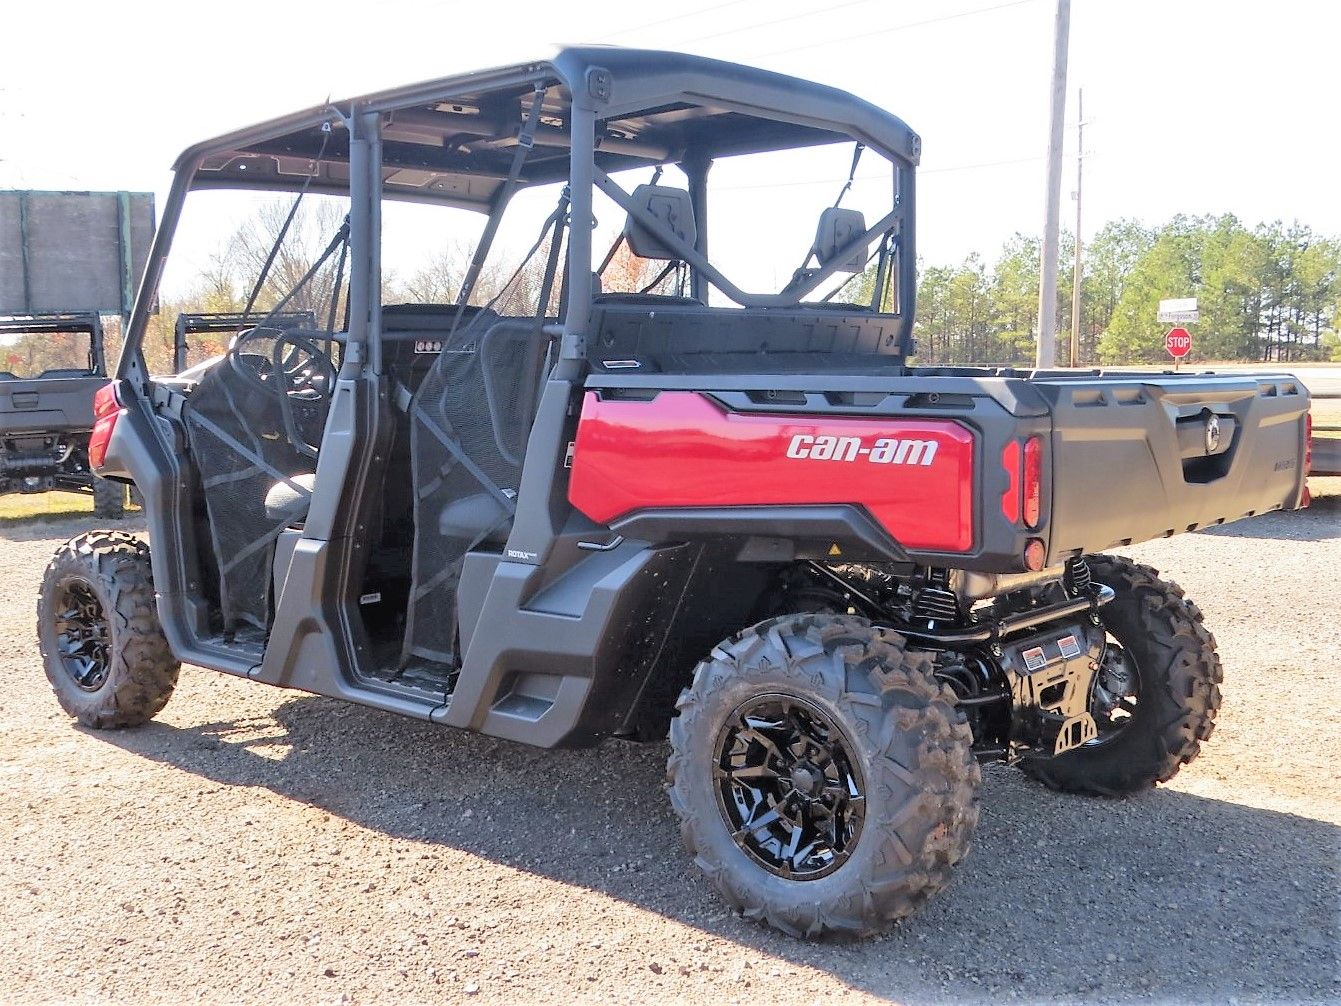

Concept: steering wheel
[[228, 326, 336, 400], [227, 326, 338, 458]]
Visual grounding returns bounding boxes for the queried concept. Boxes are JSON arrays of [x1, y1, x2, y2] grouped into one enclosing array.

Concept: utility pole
[[1035, 0, 1071, 369], [1069, 87, 1084, 368]]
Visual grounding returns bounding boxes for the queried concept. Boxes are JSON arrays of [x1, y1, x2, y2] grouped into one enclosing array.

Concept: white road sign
[[1158, 297, 1199, 323]]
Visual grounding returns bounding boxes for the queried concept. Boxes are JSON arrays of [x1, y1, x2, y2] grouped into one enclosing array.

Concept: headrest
[[814, 207, 868, 273], [624, 185, 696, 260]]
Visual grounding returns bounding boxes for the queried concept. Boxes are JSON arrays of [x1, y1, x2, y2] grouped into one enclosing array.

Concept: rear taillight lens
[[1024, 537, 1046, 571], [1301, 412, 1313, 510], [93, 381, 120, 419], [88, 380, 123, 470], [1000, 440, 1021, 523], [1022, 435, 1043, 529]]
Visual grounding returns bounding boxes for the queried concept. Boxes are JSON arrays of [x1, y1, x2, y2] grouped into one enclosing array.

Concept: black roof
[[185, 46, 921, 210]]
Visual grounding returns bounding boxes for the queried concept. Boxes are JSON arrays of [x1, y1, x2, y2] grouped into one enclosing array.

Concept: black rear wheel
[[668, 614, 980, 938], [92, 476, 125, 519], [1020, 555, 1222, 795], [38, 531, 179, 728]]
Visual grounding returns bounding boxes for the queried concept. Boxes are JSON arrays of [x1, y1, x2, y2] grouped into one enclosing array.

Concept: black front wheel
[[1020, 555, 1223, 796], [667, 614, 980, 938], [38, 531, 180, 728]]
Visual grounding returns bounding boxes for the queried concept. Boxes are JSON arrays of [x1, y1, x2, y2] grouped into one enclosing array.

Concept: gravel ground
[[1, 485, 1338, 1005]]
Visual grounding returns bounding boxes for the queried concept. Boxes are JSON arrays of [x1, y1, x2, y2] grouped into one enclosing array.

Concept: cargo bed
[[580, 364, 1311, 573]]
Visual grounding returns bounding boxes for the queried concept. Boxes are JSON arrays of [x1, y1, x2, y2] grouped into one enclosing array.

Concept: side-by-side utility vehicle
[[1, 312, 126, 516], [39, 48, 1310, 937]]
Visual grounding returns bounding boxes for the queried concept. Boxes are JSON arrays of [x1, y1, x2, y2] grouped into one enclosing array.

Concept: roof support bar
[[682, 155, 711, 304], [559, 105, 596, 365], [346, 107, 382, 376]]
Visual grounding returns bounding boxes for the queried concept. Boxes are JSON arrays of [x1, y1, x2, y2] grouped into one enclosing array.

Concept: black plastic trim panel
[[609, 505, 912, 564]]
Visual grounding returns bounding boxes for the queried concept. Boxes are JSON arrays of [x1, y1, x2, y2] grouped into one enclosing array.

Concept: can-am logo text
[[786, 434, 938, 466]]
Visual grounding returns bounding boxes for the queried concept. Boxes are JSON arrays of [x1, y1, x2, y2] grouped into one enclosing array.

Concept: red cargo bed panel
[[569, 391, 976, 552]]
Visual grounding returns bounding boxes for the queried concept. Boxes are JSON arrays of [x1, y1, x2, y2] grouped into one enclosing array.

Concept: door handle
[[577, 535, 625, 552]]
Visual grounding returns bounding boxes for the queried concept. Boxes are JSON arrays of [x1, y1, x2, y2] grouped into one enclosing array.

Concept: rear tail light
[[1022, 435, 1043, 528], [1000, 440, 1021, 523], [88, 380, 123, 470], [1023, 537, 1046, 571]]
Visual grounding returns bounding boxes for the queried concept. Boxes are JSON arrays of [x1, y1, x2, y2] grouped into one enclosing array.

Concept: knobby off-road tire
[[37, 531, 179, 728], [1021, 555, 1223, 796], [92, 476, 126, 520], [667, 614, 981, 938]]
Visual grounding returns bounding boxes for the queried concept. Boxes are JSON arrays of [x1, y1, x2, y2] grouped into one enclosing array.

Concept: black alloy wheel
[[714, 693, 865, 880], [53, 578, 111, 691], [1086, 640, 1141, 745]]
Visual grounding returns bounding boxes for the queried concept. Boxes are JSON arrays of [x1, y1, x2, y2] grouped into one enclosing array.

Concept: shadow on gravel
[[1197, 489, 1341, 541], [98, 696, 1339, 1003]]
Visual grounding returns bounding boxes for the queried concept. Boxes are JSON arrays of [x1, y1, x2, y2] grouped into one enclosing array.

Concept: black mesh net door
[[181, 326, 333, 633], [402, 312, 545, 664]]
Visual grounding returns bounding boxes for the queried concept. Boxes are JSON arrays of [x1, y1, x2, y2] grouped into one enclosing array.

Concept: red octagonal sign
[[1165, 327, 1192, 358]]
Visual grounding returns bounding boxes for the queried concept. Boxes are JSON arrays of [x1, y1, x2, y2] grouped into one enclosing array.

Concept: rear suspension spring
[[1063, 556, 1093, 597], [912, 568, 959, 624]]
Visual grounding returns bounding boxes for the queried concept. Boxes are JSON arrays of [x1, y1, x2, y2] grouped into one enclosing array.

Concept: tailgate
[[1035, 373, 1309, 558], [0, 376, 101, 433]]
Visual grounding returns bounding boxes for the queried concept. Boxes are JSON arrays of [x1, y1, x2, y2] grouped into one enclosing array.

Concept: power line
[[594, 0, 758, 41], [922, 154, 1045, 175], [759, 0, 1039, 58], [713, 153, 1048, 192], [675, 0, 889, 45]]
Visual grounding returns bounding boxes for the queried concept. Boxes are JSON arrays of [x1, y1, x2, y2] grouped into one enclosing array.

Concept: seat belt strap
[[833, 143, 865, 209], [452, 88, 547, 317]]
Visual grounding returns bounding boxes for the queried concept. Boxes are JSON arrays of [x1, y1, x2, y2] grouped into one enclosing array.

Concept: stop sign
[[1165, 327, 1192, 359]]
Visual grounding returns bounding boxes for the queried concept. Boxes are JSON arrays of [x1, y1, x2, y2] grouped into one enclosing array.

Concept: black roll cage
[[116, 47, 921, 391], [0, 312, 106, 375]]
